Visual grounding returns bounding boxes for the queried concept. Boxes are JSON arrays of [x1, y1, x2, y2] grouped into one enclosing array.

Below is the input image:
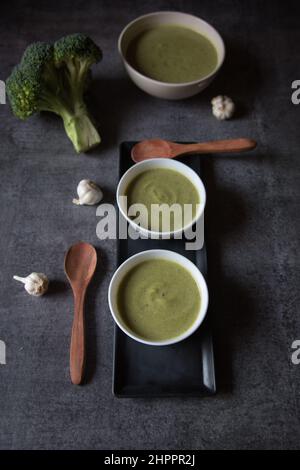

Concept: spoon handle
[[70, 290, 86, 385], [175, 138, 257, 156]]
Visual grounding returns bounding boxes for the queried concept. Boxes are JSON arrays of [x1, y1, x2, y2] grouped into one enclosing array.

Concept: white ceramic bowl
[[117, 158, 206, 238], [118, 11, 225, 100], [108, 249, 209, 346]]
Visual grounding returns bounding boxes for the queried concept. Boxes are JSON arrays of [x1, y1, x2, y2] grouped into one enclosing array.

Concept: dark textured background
[[0, 0, 299, 450]]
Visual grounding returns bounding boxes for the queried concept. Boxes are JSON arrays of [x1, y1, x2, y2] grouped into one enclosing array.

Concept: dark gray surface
[[0, 0, 299, 450]]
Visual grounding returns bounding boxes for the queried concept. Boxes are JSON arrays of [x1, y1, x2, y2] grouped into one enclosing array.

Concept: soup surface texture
[[126, 24, 218, 83], [125, 168, 200, 232], [117, 259, 201, 341]]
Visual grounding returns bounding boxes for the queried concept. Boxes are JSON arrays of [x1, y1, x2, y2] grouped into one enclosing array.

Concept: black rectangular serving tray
[[113, 142, 216, 397]]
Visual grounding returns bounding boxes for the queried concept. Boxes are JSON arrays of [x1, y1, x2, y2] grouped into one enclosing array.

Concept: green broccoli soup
[[117, 259, 201, 342], [125, 168, 200, 232], [126, 24, 218, 83]]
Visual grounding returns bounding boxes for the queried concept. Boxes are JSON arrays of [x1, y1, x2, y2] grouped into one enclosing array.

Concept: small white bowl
[[118, 11, 225, 100], [108, 249, 209, 346], [117, 158, 206, 238]]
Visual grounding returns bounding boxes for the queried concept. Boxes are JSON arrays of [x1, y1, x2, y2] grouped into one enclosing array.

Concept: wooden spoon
[[64, 242, 97, 385], [131, 138, 257, 162]]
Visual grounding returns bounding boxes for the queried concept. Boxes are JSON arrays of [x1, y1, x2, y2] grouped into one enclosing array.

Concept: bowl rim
[[116, 158, 206, 237], [108, 249, 209, 346], [118, 10, 226, 87]]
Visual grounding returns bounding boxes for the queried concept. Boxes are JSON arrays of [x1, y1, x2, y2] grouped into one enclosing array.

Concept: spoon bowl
[[65, 242, 97, 284], [64, 242, 97, 385]]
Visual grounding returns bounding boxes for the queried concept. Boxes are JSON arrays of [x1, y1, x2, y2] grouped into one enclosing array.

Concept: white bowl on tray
[[116, 157, 206, 239], [108, 249, 209, 346]]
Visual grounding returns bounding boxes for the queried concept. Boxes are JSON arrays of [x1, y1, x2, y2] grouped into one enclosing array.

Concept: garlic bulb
[[72, 179, 103, 206], [13, 272, 49, 296], [211, 95, 235, 120]]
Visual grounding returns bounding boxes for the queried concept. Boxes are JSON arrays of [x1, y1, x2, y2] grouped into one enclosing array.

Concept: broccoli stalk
[[6, 34, 102, 154], [62, 109, 101, 154]]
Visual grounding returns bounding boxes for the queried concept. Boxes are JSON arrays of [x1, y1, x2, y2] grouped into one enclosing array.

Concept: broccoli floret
[[54, 33, 102, 79], [6, 66, 40, 119], [8, 42, 67, 117], [6, 34, 102, 153]]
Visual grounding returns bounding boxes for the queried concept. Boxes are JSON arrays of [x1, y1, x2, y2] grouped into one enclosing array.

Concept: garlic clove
[[211, 95, 235, 120], [72, 179, 103, 206], [13, 272, 49, 297]]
